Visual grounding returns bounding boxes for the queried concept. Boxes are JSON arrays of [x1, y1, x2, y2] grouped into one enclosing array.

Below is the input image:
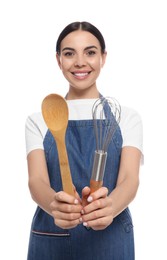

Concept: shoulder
[[25, 112, 47, 133], [120, 106, 142, 131], [121, 106, 142, 120], [25, 112, 48, 155], [119, 106, 143, 162], [26, 112, 44, 125]]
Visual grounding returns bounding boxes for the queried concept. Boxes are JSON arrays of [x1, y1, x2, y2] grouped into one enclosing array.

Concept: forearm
[[109, 177, 139, 218], [110, 147, 141, 218], [29, 176, 56, 216]]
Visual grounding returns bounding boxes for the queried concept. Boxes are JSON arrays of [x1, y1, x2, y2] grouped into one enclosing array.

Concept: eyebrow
[[62, 45, 98, 52]]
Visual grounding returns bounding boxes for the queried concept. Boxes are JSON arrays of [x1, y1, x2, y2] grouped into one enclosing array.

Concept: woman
[[25, 21, 143, 260]]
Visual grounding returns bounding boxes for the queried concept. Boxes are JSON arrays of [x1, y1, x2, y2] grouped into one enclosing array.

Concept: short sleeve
[[120, 107, 144, 164], [25, 113, 47, 156]]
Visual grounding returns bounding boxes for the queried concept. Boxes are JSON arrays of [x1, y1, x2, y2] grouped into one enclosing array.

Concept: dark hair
[[56, 21, 106, 55]]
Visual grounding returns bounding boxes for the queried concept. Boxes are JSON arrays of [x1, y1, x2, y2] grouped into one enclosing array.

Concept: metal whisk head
[[90, 96, 121, 191], [92, 96, 121, 153]]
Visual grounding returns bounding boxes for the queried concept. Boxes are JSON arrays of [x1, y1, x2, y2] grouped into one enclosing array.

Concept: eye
[[87, 50, 96, 56], [63, 51, 74, 57]]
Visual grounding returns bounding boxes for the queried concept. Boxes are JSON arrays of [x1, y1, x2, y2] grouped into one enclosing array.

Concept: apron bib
[[27, 117, 134, 260]]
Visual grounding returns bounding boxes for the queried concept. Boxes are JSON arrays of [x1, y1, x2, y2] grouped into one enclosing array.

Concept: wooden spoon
[[41, 93, 74, 196]]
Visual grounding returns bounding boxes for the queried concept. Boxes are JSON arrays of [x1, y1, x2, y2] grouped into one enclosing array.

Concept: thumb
[[82, 186, 91, 207], [73, 185, 82, 203]]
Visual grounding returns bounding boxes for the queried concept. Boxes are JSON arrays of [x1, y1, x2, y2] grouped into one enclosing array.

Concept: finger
[[60, 203, 83, 213], [87, 187, 108, 203], [82, 186, 91, 197], [82, 208, 107, 222], [81, 186, 91, 207], [53, 210, 82, 221], [54, 218, 81, 229], [83, 197, 107, 214], [73, 187, 82, 203], [55, 191, 79, 205], [84, 216, 112, 230], [51, 200, 82, 214]]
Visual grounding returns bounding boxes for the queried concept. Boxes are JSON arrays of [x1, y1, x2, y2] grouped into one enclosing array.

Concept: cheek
[[89, 58, 103, 69], [61, 59, 73, 70]]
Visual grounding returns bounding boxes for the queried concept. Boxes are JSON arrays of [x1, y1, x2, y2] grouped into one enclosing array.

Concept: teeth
[[74, 73, 88, 76]]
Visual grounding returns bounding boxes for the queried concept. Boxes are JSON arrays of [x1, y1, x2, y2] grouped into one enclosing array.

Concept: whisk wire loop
[[91, 96, 121, 184], [92, 96, 121, 152]]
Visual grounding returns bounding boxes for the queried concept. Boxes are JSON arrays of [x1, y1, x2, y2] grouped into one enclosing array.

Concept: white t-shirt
[[25, 99, 143, 163]]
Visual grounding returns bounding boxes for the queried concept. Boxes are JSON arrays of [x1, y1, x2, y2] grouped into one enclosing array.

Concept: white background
[[0, 0, 167, 259]]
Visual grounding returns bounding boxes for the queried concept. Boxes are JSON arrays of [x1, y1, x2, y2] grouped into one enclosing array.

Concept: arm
[[27, 149, 57, 215], [27, 149, 82, 229], [81, 146, 141, 230], [109, 146, 141, 217]]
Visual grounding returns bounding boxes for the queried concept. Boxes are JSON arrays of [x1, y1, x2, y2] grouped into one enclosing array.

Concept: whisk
[[90, 96, 121, 192]]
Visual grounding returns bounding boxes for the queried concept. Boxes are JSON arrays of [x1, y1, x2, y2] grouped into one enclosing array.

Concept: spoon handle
[[56, 139, 74, 196]]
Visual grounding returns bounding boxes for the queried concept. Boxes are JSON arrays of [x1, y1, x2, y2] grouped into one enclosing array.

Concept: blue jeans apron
[[27, 119, 135, 260]]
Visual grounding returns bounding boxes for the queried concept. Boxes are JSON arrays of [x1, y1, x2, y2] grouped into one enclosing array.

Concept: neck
[[66, 87, 100, 100]]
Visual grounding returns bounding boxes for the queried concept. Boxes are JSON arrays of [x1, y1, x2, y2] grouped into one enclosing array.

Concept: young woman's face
[[56, 30, 106, 96]]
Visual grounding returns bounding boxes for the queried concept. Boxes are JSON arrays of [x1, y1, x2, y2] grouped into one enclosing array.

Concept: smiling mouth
[[72, 71, 91, 77], [71, 71, 91, 78]]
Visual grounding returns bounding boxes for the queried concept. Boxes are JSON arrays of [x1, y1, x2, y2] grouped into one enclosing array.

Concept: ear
[[101, 51, 107, 67], [56, 53, 62, 69]]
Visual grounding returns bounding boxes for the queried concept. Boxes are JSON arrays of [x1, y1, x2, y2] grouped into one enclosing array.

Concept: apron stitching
[[32, 230, 70, 237]]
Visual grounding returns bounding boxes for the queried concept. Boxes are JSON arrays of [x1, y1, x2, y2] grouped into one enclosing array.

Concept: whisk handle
[[90, 151, 107, 192], [91, 151, 107, 180], [90, 179, 103, 193]]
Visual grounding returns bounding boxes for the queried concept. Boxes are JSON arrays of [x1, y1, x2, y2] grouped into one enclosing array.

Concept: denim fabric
[[27, 119, 135, 260]]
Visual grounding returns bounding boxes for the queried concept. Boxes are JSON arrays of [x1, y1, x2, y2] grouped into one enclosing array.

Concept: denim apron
[[27, 108, 135, 260]]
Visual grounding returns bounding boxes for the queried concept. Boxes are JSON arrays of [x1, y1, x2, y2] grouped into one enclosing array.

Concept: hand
[[50, 188, 82, 229], [81, 187, 114, 230]]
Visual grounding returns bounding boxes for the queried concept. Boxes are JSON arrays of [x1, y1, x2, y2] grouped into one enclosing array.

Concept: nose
[[74, 54, 86, 67]]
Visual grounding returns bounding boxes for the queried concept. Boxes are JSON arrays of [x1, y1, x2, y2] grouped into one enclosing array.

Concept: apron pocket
[[28, 230, 71, 260], [32, 230, 70, 237], [117, 208, 133, 233]]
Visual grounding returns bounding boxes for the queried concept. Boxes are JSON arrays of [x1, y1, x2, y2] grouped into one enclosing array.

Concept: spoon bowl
[[42, 94, 68, 132], [42, 93, 74, 196]]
